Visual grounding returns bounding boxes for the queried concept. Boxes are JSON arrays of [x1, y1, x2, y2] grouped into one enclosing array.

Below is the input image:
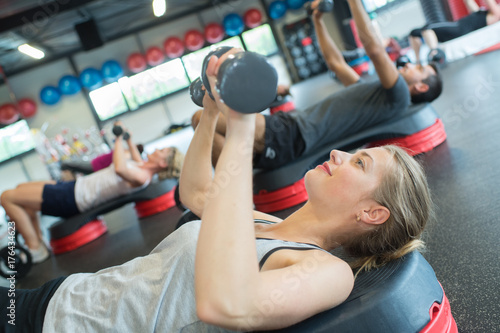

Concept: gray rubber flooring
[[17, 50, 500, 332]]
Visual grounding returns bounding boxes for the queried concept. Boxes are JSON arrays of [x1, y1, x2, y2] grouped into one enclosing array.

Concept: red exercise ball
[[146, 46, 165, 66], [17, 98, 38, 118], [184, 29, 205, 51], [164, 37, 185, 58], [244, 8, 263, 28], [127, 52, 147, 73], [204, 23, 224, 44], [0, 103, 20, 125]]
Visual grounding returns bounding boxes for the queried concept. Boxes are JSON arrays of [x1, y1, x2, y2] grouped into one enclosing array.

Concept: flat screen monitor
[[0, 120, 35, 163], [89, 82, 129, 121], [126, 69, 166, 106], [181, 36, 244, 81], [242, 24, 279, 56], [151, 58, 191, 95]]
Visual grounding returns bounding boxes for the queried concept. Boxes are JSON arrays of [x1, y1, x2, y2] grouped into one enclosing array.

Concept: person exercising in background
[[409, 0, 500, 64], [0, 121, 183, 264], [192, 0, 443, 170]]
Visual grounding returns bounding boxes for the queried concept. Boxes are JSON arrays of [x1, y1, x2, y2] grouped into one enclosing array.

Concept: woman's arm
[[112, 135, 150, 187], [178, 94, 221, 217], [194, 55, 354, 331], [126, 138, 143, 163]]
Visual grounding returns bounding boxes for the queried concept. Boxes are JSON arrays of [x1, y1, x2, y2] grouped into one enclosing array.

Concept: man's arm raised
[[347, 0, 399, 89], [312, 0, 360, 86]]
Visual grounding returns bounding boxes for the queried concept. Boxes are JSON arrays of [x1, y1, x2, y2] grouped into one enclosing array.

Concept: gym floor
[[17, 50, 500, 332]]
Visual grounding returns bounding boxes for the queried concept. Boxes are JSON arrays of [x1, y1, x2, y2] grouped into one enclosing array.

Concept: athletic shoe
[[29, 243, 50, 264]]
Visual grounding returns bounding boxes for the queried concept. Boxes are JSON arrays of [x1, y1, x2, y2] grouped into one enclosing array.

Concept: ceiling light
[[18, 44, 45, 59], [152, 0, 167, 17]]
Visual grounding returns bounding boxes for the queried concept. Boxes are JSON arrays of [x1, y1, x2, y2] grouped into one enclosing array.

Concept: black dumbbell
[[396, 55, 411, 68], [189, 47, 233, 107], [428, 48, 446, 67], [189, 77, 204, 108], [112, 125, 130, 141], [193, 46, 279, 114], [304, 0, 334, 16], [201, 46, 235, 101]]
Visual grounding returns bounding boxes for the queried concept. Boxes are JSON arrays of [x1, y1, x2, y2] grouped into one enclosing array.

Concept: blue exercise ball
[[269, 1, 288, 19], [58, 75, 82, 95], [286, 0, 305, 10], [101, 60, 124, 83], [40, 86, 61, 105], [79, 67, 103, 90], [223, 13, 245, 36]]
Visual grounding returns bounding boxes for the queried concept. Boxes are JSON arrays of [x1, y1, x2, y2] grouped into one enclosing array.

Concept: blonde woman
[[0, 122, 183, 263]]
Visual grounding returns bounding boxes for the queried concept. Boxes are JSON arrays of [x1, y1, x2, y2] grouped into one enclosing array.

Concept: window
[[182, 36, 244, 81], [242, 24, 279, 56], [89, 82, 129, 121], [0, 120, 35, 163]]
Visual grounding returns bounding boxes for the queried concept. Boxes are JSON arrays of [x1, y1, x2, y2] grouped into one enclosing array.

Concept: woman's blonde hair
[[157, 147, 184, 180], [343, 145, 434, 273]]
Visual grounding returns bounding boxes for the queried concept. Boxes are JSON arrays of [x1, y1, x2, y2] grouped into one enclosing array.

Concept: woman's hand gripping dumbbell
[[189, 47, 279, 114]]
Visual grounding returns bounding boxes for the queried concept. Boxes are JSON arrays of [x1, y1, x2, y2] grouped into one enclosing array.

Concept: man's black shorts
[[253, 111, 305, 170]]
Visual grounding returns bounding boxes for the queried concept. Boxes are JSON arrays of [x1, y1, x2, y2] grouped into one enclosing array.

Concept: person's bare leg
[[25, 207, 43, 240], [409, 36, 423, 64], [422, 29, 439, 50], [0, 181, 53, 250], [485, 0, 500, 25]]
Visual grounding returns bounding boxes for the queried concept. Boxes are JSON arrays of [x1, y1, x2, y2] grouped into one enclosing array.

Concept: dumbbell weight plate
[[201, 46, 235, 100], [318, 0, 334, 12], [217, 52, 278, 114], [189, 77, 205, 107]]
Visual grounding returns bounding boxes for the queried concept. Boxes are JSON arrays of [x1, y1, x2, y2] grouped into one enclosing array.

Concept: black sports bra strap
[[259, 246, 320, 270]]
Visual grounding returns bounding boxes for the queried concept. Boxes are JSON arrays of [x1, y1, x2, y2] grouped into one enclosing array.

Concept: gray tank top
[[43, 219, 326, 332]]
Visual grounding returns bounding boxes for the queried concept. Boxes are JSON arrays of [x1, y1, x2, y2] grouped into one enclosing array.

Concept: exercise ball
[[243, 8, 263, 28], [223, 13, 245, 36], [58, 75, 82, 95], [286, 0, 305, 10], [17, 98, 38, 118], [164, 37, 185, 58], [101, 60, 124, 83], [204, 23, 225, 44], [269, 1, 288, 19], [0, 103, 20, 125], [80, 67, 103, 90], [146, 46, 165, 66], [126, 53, 147, 73], [185, 29, 205, 51], [40, 86, 61, 105]]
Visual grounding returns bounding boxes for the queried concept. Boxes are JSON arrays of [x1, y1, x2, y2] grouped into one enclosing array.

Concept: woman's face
[[147, 147, 171, 166], [305, 147, 393, 212]]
